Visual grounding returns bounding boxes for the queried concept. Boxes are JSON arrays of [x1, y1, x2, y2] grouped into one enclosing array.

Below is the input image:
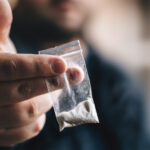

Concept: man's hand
[[0, 0, 83, 147]]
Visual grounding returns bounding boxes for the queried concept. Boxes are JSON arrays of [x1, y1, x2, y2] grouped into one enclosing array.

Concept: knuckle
[[34, 120, 42, 134], [2, 58, 17, 79], [28, 100, 38, 119], [46, 76, 63, 91], [18, 81, 33, 99], [34, 56, 48, 75], [34, 57, 42, 74]]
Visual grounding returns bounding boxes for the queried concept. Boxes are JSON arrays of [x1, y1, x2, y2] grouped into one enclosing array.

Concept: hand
[[0, 0, 84, 147]]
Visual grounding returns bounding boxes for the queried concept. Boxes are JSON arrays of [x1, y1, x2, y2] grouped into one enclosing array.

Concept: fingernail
[[51, 58, 66, 74], [67, 67, 84, 85]]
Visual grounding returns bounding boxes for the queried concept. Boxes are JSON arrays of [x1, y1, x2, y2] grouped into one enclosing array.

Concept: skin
[[0, 0, 84, 147], [18, 0, 99, 32]]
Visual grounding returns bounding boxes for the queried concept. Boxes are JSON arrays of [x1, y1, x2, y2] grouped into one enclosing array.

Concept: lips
[[51, 0, 71, 5], [51, 0, 72, 11]]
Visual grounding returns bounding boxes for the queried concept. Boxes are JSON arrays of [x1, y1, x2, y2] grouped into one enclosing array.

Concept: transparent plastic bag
[[39, 40, 99, 131]]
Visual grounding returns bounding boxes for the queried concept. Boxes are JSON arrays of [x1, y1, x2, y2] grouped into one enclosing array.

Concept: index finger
[[0, 53, 66, 81]]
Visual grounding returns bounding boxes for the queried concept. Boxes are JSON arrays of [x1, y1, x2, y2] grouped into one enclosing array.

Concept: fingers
[[0, 66, 84, 106], [0, 77, 48, 106], [66, 66, 84, 85], [0, 53, 66, 81], [0, 94, 52, 128], [0, 66, 84, 146], [46, 66, 84, 91], [0, 114, 46, 147]]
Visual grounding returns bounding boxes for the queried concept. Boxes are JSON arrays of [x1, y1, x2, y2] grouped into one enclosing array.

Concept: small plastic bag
[[39, 40, 99, 131]]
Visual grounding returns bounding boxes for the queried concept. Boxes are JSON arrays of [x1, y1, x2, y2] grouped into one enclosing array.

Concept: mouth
[[51, 0, 73, 12]]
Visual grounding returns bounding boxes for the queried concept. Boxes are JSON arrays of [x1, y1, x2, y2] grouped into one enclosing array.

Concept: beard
[[12, 7, 80, 44]]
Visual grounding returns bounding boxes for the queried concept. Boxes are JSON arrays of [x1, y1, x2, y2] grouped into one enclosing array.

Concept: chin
[[55, 19, 82, 33], [59, 24, 80, 33]]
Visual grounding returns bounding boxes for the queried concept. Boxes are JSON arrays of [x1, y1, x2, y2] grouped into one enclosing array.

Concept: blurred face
[[22, 0, 99, 32]]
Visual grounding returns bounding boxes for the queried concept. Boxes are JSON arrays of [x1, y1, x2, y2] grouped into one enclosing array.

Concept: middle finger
[[0, 67, 84, 106]]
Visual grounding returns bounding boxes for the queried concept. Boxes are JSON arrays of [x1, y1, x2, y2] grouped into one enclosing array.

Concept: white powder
[[56, 99, 99, 131]]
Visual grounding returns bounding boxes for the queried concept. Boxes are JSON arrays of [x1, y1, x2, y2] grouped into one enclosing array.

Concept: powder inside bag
[[57, 98, 99, 131]]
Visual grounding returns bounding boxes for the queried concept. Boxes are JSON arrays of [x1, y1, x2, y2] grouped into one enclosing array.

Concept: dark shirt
[[0, 27, 148, 150]]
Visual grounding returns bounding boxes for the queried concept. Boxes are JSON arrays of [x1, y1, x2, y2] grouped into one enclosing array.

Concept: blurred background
[[84, 0, 150, 138], [8, 0, 150, 143], [83, 0, 150, 137]]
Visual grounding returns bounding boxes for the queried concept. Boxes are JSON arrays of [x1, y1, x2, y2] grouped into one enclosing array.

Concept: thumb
[[0, 0, 16, 53], [0, 0, 12, 41]]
